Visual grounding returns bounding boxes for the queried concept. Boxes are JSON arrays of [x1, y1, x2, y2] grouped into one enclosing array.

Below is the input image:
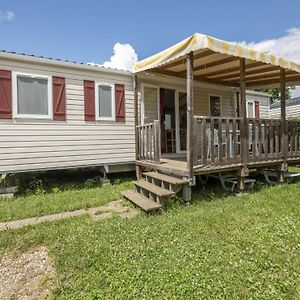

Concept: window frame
[[246, 100, 255, 118], [95, 82, 115, 121], [12, 72, 52, 119], [208, 94, 222, 117]]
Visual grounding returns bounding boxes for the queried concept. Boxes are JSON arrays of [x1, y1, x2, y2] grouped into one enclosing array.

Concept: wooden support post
[[182, 185, 192, 202], [278, 68, 288, 182], [187, 52, 194, 186], [134, 75, 142, 180], [280, 68, 288, 162], [238, 58, 248, 190]]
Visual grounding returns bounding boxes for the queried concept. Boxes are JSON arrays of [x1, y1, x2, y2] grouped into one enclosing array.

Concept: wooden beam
[[246, 75, 300, 87], [223, 69, 297, 83], [149, 69, 185, 78], [178, 56, 239, 76], [186, 52, 194, 184], [193, 49, 215, 60], [156, 59, 186, 71], [156, 49, 215, 71], [195, 61, 265, 79], [151, 65, 239, 87], [214, 66, 280, 81]]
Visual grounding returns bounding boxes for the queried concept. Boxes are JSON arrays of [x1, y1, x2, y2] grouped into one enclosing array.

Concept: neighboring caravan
[[270, 97, 300, 119], [0, 50, 269, 178]]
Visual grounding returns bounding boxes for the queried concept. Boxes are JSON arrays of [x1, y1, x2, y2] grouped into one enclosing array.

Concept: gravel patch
[[0, 247, 56, 300]]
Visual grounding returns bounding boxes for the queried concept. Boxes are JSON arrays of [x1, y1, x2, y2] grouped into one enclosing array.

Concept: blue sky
[[1, 0, 300, 64]]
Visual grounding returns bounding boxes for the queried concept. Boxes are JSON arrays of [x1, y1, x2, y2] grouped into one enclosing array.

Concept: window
[[13, 73, 52, 119], [247, 101, 255, 118], [95, 83, 115, 121], [209, 95, 221, 117]]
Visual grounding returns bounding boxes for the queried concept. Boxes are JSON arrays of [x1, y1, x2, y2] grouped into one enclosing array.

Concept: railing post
[[186, 52, 194, 187], [153, 120, 160, 163]]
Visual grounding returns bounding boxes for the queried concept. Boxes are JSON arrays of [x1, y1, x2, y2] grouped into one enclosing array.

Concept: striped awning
[[133, 33, 300, 88]]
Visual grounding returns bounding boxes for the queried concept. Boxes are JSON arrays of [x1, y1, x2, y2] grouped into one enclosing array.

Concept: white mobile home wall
[[270, 102, 300, 118], [245, 90, 270, 119], [140, 73, 269, 123], [0, 53, 136, 175]]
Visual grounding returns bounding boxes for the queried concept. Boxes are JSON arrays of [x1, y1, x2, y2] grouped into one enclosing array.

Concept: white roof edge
[[0, 51, 132, 76]]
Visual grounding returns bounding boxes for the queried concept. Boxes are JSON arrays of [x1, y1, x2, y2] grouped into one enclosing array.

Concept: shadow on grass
[[162, 173, 298, 212], [8, 169, 136, 197]]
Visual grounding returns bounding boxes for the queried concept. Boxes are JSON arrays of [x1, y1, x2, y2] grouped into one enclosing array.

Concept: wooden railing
[[194, 117, 300, 168], [247, 118, 282, 161], [193, 116, 242, 167], [287, 119, 300, 158], [136, 120, 160, 163], [136, 116, 300, 170]]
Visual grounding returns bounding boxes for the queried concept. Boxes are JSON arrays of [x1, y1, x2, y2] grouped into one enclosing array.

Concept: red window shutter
[[255, 101, 260, 119], [115, 84, 125, 122], [53, 76, 66, 121], [0, 70, 12, 119], [84, 80, 95, 121]]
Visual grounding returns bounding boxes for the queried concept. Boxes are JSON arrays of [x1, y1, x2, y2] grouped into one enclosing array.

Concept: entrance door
[[160, 88, 176, 154], [176, 92, 187, 152]]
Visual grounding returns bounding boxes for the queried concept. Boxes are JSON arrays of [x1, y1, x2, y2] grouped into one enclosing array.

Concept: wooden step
[[122, 190, 162, 212], [134, 180, 175, 197], [143, 172, 189, 185]]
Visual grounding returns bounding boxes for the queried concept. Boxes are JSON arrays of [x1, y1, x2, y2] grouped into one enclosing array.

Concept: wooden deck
[[136, 116, 300, 181], [137, 154, 300, 179]]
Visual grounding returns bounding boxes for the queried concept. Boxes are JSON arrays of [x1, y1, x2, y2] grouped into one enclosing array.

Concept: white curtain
[[98, 85, 112, 118], [17, 76, 48, 115]]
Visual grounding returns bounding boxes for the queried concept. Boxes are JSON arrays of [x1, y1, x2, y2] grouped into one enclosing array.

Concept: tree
[[256, 87, 295, 104]]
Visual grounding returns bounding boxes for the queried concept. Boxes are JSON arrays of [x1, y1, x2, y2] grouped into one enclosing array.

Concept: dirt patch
[[0, 247, 56, 300]]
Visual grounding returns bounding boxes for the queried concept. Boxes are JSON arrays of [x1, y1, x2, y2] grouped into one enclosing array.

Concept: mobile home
[[270, 97, 300, 119], [1, 33, 300, 208], [0, 49, 269, 178], [0, 51, 135, 176]]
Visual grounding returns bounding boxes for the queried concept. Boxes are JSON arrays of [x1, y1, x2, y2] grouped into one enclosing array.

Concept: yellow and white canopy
[[133, 33, 300, 87]]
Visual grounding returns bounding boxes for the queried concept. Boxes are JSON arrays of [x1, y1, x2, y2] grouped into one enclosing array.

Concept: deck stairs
[[122, 171, 189, 213]]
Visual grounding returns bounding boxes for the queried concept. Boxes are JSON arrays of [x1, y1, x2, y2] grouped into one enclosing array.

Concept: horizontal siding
[[270, 104, 300, 118], [142, 80, 236, 119], [0, 59, 135, 174], [193, 88, 235, 117], [143, 86, 158, 123]]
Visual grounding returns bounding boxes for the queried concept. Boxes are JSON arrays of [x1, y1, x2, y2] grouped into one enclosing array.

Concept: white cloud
[[240, 28, 300, 98], [102, 42, 138, 71], [243, 28, 300, 62], [88, 43, 138, 71], [0, 11, 15, 22]]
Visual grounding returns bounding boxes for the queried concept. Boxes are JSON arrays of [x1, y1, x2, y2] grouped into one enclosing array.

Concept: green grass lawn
[[0, 171, 134, 222], [0, 178, 299, 299]]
